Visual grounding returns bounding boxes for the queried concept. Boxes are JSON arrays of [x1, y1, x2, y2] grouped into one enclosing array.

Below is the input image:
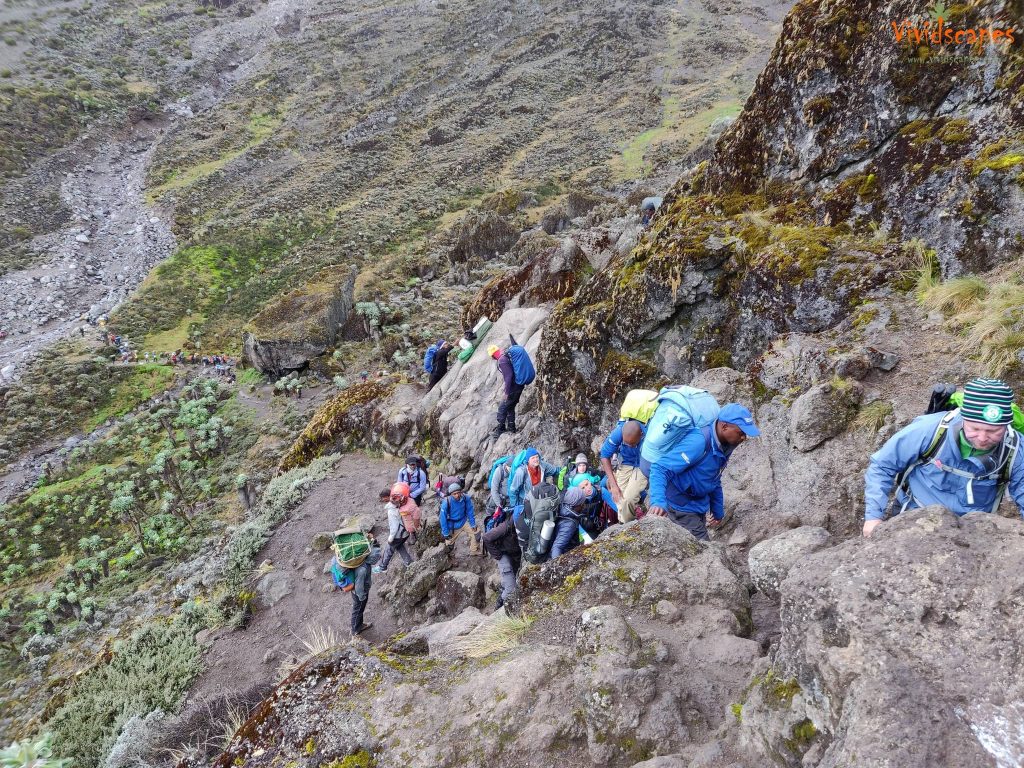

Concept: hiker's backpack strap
[[892, 410, 958, 514], [992, 427, 1020, 512]]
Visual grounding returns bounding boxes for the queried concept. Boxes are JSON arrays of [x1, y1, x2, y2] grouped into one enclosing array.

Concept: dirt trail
[[186, 452, 492, 707]]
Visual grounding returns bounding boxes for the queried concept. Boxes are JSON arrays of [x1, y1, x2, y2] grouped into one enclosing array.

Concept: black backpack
[[515, 482, 560, 565]]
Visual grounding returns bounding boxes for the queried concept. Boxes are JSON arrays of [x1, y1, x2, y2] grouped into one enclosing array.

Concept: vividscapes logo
[[891, 1, 1016, 47]]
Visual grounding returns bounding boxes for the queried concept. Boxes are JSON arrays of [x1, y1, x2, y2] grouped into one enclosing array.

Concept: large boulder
[[738, 505, 1024, 767], [788, 379, 863, 452], [747, 526, 833, 600], [242, 266, 356, 376], [434, 570, 484, 616], [377, 542, 451, 619]]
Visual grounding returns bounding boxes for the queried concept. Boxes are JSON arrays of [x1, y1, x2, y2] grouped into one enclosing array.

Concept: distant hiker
[[424, 339, 453, 392], [647, 403, 760, 541], [397, 456, 429, 506], [601, 419, 647, 523], [374, 489, 414, 573], [390, 482, 422, 543], [508, 447, 558, 509], [440, 482, 480, 556], [863, 378, 1024, 538], [640, 196, 663, 227], [489, 336, 536, 438], [550, 486, 587, 559], [481, 504, 521, 609], [330, 527, 381, 637], [557, 452, 593, 491]]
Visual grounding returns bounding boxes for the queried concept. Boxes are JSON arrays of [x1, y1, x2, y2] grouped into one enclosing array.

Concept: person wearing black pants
[[490, 345, 524, 438], [350, 538, 381, 636], [426, 341, 452, 391]]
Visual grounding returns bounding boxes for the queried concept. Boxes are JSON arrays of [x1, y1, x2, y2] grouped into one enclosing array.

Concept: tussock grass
[[920, 262, 1024, 376], [450, 612, 534, 659], [851, 400, 894, 433]]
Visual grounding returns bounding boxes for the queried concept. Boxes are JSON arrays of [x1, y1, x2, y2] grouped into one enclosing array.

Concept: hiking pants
[[497, 553, 521, 601], [669, 509, 709, 541], [380, 540, 413, 570], [550, 517, 579, 559], [497, 383, 525, 429], [614, 465, 648, 523], [448, 521, 480, 555]]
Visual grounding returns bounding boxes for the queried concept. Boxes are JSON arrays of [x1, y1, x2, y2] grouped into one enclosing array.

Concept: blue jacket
[[648, 425, 730, 519], [600, 419, 646, 468], [508, 459, 558, 509], [398, 466, 428, 499], [864, 412, 1024, 520], [440, 495, 476, 536]]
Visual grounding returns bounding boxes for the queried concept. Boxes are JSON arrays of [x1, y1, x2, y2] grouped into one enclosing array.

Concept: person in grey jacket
[[374, 489, 414, 573]]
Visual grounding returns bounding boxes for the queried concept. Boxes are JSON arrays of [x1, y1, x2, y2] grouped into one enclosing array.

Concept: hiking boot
[[491, 425, 506, 439], [353, 623, 373, 636], [506, 422, 517, 434], [372, 565, 384, 574]]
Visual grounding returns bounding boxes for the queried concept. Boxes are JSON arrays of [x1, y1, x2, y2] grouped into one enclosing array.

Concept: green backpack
[[334, 528, 371, 568]]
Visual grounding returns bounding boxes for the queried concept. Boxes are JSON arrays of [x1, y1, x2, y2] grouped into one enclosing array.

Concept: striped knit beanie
[[961, 378, 1014, 425]]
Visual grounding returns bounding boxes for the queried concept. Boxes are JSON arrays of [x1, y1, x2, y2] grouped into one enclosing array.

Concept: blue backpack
[[487, 454, 513, 488], [424, 342, 441, 374], [505, 336, 535, 386], [640, 386, 720, 471], [507, 447, 536, 501]]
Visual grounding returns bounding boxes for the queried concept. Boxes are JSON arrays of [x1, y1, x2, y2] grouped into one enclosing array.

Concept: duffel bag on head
[[334, 528, 371, 569], [640, 385, 720, 466]]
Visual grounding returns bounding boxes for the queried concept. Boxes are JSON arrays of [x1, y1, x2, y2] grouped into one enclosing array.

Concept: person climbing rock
[[390, 481, 422, 544], [640, 196, 662, 227], [508, 448, 558, 509], [569, 473, 605, 541], [647, 403, 760, 541], [397, 456, 429, 506], [482, 505, 522, 609], [374, 489, 414, 573], [489, 337, 536, 438], [440, 482, 480, 556], [550, 486, 587, 559], [330, 529, 381, 637], [488, 455, 514, 515], [600, 419, 647, 523], [863, 377, 1024, 538], [424, 339, 453, 392]]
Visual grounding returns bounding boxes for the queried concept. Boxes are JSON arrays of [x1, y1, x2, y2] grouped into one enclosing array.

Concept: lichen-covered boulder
[[747, 525, 832, 600], [434, 570, 484, 616], [737, 506, 1024, 767], [788, 379, 863, 452], [377, 543, 452, 619], [242, 266, 356, 376]]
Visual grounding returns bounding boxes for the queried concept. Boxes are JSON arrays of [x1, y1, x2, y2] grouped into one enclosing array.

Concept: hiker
[[647, 403, 761, 541], [424, 339, 453, 392], [557, 452, 592, 491], [640, 196, 662, 227], [488, 455, 514, 514], [569, 473, 605, 541], [550, 486, 587, 558], [863, 378, 1024, 537], [440, 482, 480, 556], [397, 456, 429, 506], [601, 418, 647, 523], [481, 505, 521, 609], [374, 489, 414, 573], [330, 529, 381, 637], [489, 337, 536, 438], [390, 482, 422, 543], [508, 448, 559, 509]]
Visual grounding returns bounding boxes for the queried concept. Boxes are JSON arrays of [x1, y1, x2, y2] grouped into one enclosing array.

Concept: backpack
[[620, 389, 660, 424], [507, 448, 537, 499], [515, 482, 560, 565], [424, 343, 439, 374], [330, 557, 356, 592], [333, 529, 371, 569], [487, 454, 513, 490], [894, 408, 1020, 514], [399, 499, 422, 533], [506, 335, 536, 386], [640, 386, 721, 467]]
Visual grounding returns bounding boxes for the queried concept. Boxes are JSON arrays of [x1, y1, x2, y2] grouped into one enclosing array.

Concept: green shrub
[[0, 733, 70, 768], [47, 616, 202, 767]]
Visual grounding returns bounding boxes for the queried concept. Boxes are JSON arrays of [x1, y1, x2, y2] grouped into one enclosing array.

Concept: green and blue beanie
[[961, 378, 1014, 425]]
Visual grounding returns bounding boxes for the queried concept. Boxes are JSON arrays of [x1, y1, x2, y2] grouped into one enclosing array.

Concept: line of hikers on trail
[[334, 326, 1024, 636]]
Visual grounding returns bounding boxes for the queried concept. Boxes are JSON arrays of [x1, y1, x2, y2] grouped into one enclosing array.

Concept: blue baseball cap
[[718, 403, 761, 437]]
